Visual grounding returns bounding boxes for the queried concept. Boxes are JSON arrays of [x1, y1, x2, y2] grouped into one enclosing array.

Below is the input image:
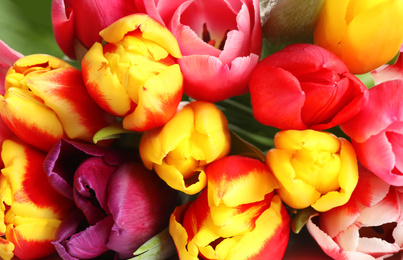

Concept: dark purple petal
[[53, 209, 84, 260], [73, 157, 116, 224], [61, 215, 114, 259], [106, 162, 180, 258], [44, 139, 139, 199]]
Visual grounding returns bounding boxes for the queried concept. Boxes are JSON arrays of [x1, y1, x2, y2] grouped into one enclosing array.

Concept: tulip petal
[[51, 0, 76, 59], [312, 139, 358, 212], [0, 40, 23, 95], [266, 149, 321, 209], [63, 216, 114, 259], [352, 133, 401, 186], [73, 157, 115, 224], [0, 87, 65, 151], [371, 51, 403, 85], [341, 0, 403, 74], [250, 65, 306, 129], [26, 67, 115, 142], [341, 77, 403, 143], [122, 64, 183, 131], [206, 156, 278, 208], [107, 162, 180, 259], [100, 13, 181, 58]]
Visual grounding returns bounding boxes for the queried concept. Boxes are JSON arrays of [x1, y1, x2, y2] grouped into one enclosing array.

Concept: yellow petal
[[82, 42, 132, 116], [100, 14, 182, 58]]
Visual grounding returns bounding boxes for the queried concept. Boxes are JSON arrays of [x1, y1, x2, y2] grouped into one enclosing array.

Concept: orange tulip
[[314, 0, 403, 74]]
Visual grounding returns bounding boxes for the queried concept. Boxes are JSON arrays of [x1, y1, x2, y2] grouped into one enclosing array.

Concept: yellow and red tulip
[[169, 155, 290, 260], [0, 54, 115, 152], [139, 101, 231, 195], [266, 129, 359, 212], [314, 0, 403, 74], [81, 13, 183, 132], [0, 138, 74, 260]]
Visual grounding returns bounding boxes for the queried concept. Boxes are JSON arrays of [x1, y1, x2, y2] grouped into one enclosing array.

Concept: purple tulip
[[44, 139, 181, 259]]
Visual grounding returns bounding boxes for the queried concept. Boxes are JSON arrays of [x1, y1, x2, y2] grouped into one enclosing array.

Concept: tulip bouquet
[[1, 0, 403, 259]]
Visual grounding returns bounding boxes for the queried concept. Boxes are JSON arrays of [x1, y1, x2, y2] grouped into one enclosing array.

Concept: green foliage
[[0, 0, 64, 57]]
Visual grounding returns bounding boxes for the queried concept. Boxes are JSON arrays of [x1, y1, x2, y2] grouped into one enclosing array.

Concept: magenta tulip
[[307, 167, 403, 259], [137, 0, 262, 102], [44, 139, 181, 259], [249, 43, 368, 130], [341, 79, 403, 186], [51, 0, 139, 60]]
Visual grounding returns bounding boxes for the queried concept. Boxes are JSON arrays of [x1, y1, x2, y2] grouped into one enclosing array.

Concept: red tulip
[[249, 43, 368, 130], [51, 0, 139, 60]]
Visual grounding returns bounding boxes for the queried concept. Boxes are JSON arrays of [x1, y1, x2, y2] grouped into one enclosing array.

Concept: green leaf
[[355, 72, 375, 89], [291, 207, 318, 234], [0, 0, 64, 58], [216, 94, 277, 152], [130, 227, 176, 260], [229, 131, 266, 162], [93, 122, 137, 144]]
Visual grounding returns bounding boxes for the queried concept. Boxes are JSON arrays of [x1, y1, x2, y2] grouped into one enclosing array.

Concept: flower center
[[359, 222, 397, 244]]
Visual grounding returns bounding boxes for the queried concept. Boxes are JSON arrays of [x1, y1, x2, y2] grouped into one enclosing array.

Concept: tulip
[[371, 46, 403, 85], [314, 0, 403, 74], [306, 166, 403, 259], [266, 129, 359, 212], [249, 43, 368, 130], [0, 54, 115, 151], [340, 80, 403, 186], [139, 101, 231, 195], [0, 40, 23, 94], [81, 13, 183, 132], [0, 138, 74, 260], [136, 0, 262, 102], [0, 41, 19, 145], [51, 0, 139, 60], [44, 139, 180, 259], [169, 155, 290, 260]]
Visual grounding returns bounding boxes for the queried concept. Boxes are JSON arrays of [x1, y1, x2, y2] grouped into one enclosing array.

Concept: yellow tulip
[[266, 129, 358, 212], [139, 101, 231, 194], [314, 0, 403, 74], [82, 13, 183, 132]]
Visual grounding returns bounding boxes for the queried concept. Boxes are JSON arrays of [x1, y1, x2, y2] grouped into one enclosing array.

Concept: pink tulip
[[371, 46, 403, 85], [341, 79, 403, 186], [306, 167, 403, 259], [51, 0, 139, 59], [137, 0, 262, 102]]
